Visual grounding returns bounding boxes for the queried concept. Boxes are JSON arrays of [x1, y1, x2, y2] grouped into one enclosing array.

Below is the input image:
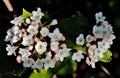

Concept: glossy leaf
[[22, 8, 32, 19], [99, 50, 112, 62]]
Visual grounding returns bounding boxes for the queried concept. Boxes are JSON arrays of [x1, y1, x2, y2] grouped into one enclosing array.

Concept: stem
[[100, 65, 114, 78]]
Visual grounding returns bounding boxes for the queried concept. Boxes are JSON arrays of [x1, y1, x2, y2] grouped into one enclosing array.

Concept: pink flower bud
[[60, 43, 67, 48], [61, 36, 66, 41], [54, 50, 59, 54], [34, 37, 39, 42], [21, 28, 26, 32], [28, 46, 33, 51], [93, 37, 96, 41], [86, 43, 91, 47], [47, 52, 52, 57], [16, 55, 22, 63], [25, 18, 31, 24]]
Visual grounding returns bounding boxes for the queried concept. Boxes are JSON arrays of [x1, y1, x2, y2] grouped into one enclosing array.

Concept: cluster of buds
[[72, 12, 116, 68], [4, 8, 70, 70]]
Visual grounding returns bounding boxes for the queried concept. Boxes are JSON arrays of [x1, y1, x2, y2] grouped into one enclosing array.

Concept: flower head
[[10, 15, 24, 26], [95, 12, 105, 23], [72, 50, 84, 62], [76, 34, 85, 45], [35, 41, 47, 54], [6, 44, 16, 56], [48, 28, 63, 42]]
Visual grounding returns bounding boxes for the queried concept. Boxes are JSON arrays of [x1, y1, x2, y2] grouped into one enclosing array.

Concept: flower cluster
[[72, 12, 116, 68], [5, 8, 70, 70]]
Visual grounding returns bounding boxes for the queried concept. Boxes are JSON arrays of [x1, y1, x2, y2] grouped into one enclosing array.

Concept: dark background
[[0, 0, 120, 78]]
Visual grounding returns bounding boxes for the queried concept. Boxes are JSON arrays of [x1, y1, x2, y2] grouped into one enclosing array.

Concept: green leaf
[[99, 50, 112, 62], [57, 58, 77, 76], [58, 15, 88, 36], [29, 69, 53, 78], [22, 8, 32, 19]]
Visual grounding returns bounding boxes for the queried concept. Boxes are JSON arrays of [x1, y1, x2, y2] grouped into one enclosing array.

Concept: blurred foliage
[[0, 0, 120, 78]]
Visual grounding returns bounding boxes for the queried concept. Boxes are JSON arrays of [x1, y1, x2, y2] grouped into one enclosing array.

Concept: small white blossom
[[55, 48, 70, 61], [95, 12, 105, 23], [103, 26, 111, 38], [33, 59, 43, 69], [19, 48, 31, 59], [88, 45, 97, 55], [51, 42, 59, 51], [48, 28, 63, 41], [93, 25, 103, 38], [40, 27, 49, 37], [27, 25, 38, 35], [30, 8, 44, 23], [10, 15, 24, 26], [22, 35, 34, 46], [98, 41, 110, 50], [6, 44, 16, 56], [103, 34, 116, 44], [76, 34, 85, 45], [23, 58, 35, 68], [72, 50, 84, 62], [89, 56, 98, 68], [94, 48, 105, 58], [86, 34, 93, 43], [43, 57, 56, 70], [35, 41, 47, 54]]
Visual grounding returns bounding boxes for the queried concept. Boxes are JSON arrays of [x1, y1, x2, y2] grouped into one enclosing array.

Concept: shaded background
[[0, 0, 120, 78]]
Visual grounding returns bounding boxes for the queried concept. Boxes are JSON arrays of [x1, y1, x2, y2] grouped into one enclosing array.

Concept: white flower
[[30, 8, 44, 23], [51, 42, 59, 51], [11, 36, 19, 44], [6, 44, 16, 56], [19, 48, 31, 59], [4, 34, 12, 42], [40, 27, 49, 37], [50, 19, 58, 25], [12, 26, 19, 34], [43, 57, 56, 70], [89, 56, 98, 68], [76, 34, 85, 45], [98, 41, 110, 50], [48, 28, 63, 41], [22, 35, 34, 46], [93, 25, 103, 38], [55, 48, 70, 61], [95, 12, 105, 23], [94, 48, 105, 58], [23, 58, 35, 68], [86, 34, 93, 43], [33, 59, 43, 69], [35, 41, 47, 54], [10, 15, 24, 26], [27, 25, 38, 35], [103, 26, 111, 38], [103, 34, 116, 45], [72, 50, 84, 62], [88, 45, 97, 55]]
